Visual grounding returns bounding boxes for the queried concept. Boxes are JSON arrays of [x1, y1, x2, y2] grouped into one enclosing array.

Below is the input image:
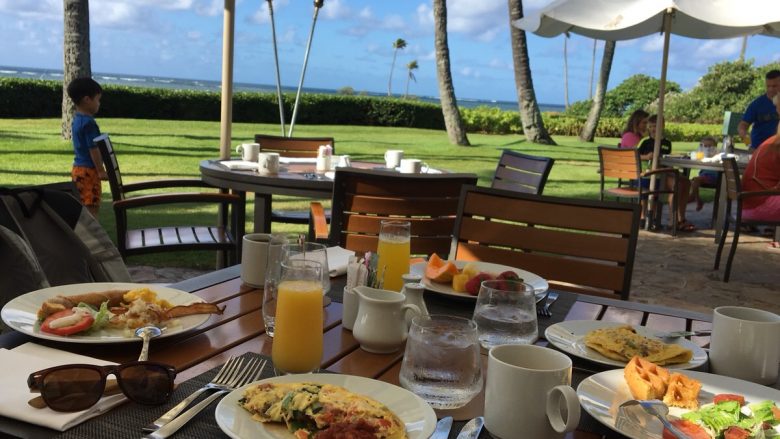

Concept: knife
[[456, 416, 484, 439], [431, 416, 453, 439]]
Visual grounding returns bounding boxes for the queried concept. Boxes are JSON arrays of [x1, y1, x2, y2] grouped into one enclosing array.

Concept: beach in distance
[[0, 65, 566, 113]]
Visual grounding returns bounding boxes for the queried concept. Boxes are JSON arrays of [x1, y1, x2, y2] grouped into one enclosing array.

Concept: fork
[[538, 292, 559, 317], [619, 399, 690, 439], [142, 356, 250, 432], [143, 357, 266, 439]]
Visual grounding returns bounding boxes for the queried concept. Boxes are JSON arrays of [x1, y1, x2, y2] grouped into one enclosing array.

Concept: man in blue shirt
[[738, 70, 780, 150]]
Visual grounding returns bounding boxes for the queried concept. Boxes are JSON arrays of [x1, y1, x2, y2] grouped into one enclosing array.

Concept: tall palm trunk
[[62, 0, 92, 139], [579, 40, 616, 142], [388, 50, 398, 96], [508, 0, 555, 145], [589, 39, 597, 99], [563, 35, 569, 109], [433, 0, 469, 146]]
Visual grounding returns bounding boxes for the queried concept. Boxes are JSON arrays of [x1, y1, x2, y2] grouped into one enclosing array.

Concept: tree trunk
[[388, 49, 397, 96], [563, 35, 569, 109], [589, 39, 597, 99], [433, 0, 470, 146], [62, 0, 91, 139], [579, 40, 616, 142], [508, 0, 555, 145]]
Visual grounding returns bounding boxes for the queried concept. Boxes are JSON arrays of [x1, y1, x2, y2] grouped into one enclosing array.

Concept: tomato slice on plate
[[662, 419, 710, 439], [40, 309, 94, 336], [714, 394, 746, 406]]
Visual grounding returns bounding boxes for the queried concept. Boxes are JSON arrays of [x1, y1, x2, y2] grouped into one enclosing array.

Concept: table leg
[[713, 174, 729, 243], [253, 193, 272, 233]]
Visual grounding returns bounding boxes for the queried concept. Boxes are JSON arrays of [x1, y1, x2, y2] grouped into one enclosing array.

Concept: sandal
[[677, 221, 696, 232]]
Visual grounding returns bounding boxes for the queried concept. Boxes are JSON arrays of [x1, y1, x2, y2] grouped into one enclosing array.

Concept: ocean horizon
[[0, 65, 566, 114]]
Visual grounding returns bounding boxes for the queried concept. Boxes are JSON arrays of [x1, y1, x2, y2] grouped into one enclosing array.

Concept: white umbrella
[[514, 0, 780, 189]]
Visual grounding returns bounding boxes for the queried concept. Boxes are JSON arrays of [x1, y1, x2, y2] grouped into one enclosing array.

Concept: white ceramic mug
[[485, 344, 580, 439], [240, 233, 276, 287], [709, 306, 780, 385], [384, 150, 403, 168], [336, 155, 351, 168], [258, 152, 280, 174], [399, 158, 429, 174], [236, 143, 260, 162]]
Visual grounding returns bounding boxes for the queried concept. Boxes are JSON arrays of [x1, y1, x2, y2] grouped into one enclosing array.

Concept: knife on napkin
[[431, 416, 453, 439]]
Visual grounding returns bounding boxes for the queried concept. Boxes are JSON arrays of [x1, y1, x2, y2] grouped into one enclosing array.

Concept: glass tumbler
[[473, 280, 539, 349], [281, 242, 330, 296], [261, 238, 286, 337], [399, 315, 482, 409], [376, 220, 411, 292]]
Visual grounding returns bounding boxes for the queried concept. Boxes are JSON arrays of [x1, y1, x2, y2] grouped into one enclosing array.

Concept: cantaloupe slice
[[425, 253, 460, 283]]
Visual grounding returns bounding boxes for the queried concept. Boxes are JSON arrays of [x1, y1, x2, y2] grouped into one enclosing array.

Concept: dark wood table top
[[0, 266, 722, 439], [659, 155, 748, 172]]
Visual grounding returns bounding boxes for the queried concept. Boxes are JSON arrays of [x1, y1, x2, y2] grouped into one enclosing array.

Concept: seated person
[[620, 110, 649, 148], [742, 99, 780, 241], [688, 136, 719, 211]]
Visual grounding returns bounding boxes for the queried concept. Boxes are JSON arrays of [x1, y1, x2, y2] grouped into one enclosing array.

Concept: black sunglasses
[[28, 361, 177, 412]]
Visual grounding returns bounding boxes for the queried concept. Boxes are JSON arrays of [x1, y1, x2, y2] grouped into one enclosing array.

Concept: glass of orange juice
[[376, 220, 411, 292], [271, 259, 323, 374]]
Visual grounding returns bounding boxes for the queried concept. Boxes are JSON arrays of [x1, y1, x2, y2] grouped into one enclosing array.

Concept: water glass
[[281, 242, 330, 295], [261, 239, 286, 337], [399, 315, 482, 409], [376, 220, 411, 292], [473, 280, 538, 349]]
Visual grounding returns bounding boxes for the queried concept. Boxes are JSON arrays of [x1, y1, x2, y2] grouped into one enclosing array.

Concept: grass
[[0, 117, 708, 269]]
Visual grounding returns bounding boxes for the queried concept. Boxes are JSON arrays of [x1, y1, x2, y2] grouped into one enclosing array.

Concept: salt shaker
[[316, 144, 332, 173]]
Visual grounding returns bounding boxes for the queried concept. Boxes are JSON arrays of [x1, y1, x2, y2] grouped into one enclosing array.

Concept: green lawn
[[0, 118, 706, 269]]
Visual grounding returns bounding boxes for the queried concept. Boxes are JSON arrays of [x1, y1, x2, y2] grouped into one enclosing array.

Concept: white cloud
[[186, 30, 201, 40], [358, 6, 372, 20], [321, 0, 351, 20], [250, 0, 290, 25], [416, 3, 433, 28], [382, 14, 406, 30], [488, 58, 511, 70], [641, 34, 664, 52], [447, 0, 506, 42], [460, 66, 481, 79], [194, 0, 221, 17], [0, 0, 60, 20], [694, 38, 741, 60]]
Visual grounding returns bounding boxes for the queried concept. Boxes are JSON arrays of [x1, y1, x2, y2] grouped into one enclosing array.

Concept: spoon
[[619, 400, 690, 438], [135, 326, 163, 361]]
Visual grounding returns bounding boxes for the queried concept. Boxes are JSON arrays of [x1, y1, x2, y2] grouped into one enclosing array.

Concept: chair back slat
[[491, 150, 554, 195], [94, 135, 125, 202], [598, 147, 641, 180], [721, 157, 741, 201], [254, 134, 335, 157], [451, 186, 640, 299]]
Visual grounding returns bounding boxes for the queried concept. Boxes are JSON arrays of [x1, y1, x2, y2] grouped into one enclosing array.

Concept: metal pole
[[266, 0, 286, 136], [288, 0, 323, 137], [647, 9, 672, 228], [219, 0, 236, 159]]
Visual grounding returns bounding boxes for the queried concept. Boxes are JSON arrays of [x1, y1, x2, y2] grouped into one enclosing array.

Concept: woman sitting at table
[[741, 115, 780, 244], [620, 110, 649, 148]]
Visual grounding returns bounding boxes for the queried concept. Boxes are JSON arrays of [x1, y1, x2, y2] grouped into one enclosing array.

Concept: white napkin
[[327, 246, 356, 278], [0, 343, 126, 431], [279, 157, 317, 164], [219, 160, 258, 170]]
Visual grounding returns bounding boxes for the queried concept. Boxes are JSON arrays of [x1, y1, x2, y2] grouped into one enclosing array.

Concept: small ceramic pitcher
[[352, 286, 421, 353], [400, 282, 428, 326]]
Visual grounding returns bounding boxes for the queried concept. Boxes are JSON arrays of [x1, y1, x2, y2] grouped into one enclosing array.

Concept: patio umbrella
[[267, 0, 286, 136], [288, 0, 325, 137], [513, 0, 780, 189]]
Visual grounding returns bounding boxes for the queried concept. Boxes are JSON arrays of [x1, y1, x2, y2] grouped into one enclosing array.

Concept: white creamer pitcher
[[352, 286, 421, 353], [400, 282, 428, 326]]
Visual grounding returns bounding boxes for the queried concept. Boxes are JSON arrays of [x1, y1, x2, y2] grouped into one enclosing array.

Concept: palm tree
[[508, 0, 555, 145], [589, 39, 597, 99], [62, 0, 92, 139], [404, 60, 418, 98], [579, 40, 616, 142], [433, 0, 470, 146], [563, 33, 569, 109], [388, 38, 407, 96]]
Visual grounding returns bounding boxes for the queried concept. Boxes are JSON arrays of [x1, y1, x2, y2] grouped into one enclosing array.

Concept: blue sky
[[1, 0, 779, 105]]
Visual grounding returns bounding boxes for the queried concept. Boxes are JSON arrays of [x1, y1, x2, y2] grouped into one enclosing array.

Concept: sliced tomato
[[40, 309, 94, 336], [714, 393, 746, 406], [724, 426, 751, 439], [661, 419, 710, 439]]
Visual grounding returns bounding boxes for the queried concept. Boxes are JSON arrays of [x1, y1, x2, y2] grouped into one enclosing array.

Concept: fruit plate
[[409, 260, 548, 301]]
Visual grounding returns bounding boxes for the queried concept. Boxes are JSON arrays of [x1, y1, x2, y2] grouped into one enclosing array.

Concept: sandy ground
[[128, 201, 780, 316]]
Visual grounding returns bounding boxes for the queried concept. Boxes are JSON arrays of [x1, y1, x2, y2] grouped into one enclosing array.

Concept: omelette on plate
[[240, 382, 407, 439], [583, 325, 693, 365]]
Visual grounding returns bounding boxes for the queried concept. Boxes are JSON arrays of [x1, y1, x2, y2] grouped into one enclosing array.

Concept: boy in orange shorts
[[66, 77, 108, 218]]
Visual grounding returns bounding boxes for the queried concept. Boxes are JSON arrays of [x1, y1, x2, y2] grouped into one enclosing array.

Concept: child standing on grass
[[688, 136, 719, 211], [66, 77, 108, 219]]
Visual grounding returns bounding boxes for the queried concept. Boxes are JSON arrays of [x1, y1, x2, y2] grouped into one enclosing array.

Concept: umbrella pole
[[647, 9, 672, 230], [288, 0, 323, 137], [219, 0, 236, 159], [266, 0, 286, 136]]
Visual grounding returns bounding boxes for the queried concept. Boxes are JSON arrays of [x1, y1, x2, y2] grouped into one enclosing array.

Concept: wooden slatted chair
[[598, 146, 681, 236], [492, 149, 554, 195], [255, 134, 335, 226], [451, 185, 640, 300], [714, 157, 780, 282], [310, 168, 478, 256], [95, 134, 245, 267]]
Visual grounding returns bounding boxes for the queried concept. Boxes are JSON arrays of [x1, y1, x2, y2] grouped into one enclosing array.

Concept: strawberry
[[465, 272, 494, 295]]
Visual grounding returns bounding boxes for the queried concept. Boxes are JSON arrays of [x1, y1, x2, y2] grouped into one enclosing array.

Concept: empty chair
[[491, 149, 554, 195], [310, 168, 478, 256], [451, 185, 640, 299], [95, 134, 245, 267]]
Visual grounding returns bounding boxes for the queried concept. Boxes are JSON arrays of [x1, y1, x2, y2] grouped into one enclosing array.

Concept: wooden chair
[[491, 149, 554, 195], [714, 157, 780, 282], [255, 134, 335, 225], [451, 185, 640, 300], [598, 146, 681, 236], [310, 168, 478, 256], [95, 134, 245, 267]]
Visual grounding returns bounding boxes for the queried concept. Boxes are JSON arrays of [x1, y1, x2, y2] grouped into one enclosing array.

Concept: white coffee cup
[[336, 155, 351, 168], [342, 286, 359, 331], [399, 158, 429, 174], [384, 150, 403, 168], [240, 233, 276, 287], [258, 152, 280, 174], [485, 345, 580, 439], [709, 306, 780, 385], [236, 143, 260, 162]]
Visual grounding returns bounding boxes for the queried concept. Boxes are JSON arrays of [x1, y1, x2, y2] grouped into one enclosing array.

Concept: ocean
[[0, 65, 565, 113]]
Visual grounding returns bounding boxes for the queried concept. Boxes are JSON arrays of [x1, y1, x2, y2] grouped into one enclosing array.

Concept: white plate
[[0, 282, 209, 343], [215, 373, 437, 439], [577, 369, 780, 439], [545, 320, 708, 370], [409, 260, 548, 301]]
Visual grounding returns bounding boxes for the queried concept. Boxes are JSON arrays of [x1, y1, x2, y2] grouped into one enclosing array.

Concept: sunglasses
[[28, 361, 177, 412]]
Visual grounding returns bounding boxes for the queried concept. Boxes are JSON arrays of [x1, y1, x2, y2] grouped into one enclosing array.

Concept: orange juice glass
[[271, 260, 323, 374], [377, 220, 411, 292]]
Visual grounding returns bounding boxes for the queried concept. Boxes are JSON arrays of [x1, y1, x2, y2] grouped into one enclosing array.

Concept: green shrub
[[565, 74, 681, 118]]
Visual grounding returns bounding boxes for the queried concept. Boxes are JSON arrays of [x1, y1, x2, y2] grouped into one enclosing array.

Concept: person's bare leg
[[87, 205, 99, 219], [689, 177, 704, 211]]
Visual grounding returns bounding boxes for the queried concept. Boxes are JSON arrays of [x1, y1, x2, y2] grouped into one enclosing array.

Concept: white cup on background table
[[240, 233, 277, 287], [236, 143, 259, 162], [384, 150, 403, 168], [399, 158, 429, 174], [258, 152, 280, 174]]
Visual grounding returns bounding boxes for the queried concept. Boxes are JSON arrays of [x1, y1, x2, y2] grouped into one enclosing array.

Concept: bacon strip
[[163, 303, 224, 319]]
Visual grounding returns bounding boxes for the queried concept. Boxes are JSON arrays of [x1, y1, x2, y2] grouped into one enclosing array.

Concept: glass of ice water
[[473, 280, 539, 349], [399, 315, 482, 409]]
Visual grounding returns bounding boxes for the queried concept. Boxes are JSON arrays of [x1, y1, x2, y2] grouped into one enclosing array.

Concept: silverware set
[[431, 416, 484, 439], [537, 291, 559, 317]]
